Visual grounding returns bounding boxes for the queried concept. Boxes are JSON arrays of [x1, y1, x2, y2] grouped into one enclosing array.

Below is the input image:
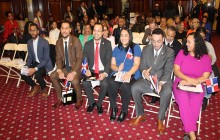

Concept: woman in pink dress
[[173, 32, 212, 140]]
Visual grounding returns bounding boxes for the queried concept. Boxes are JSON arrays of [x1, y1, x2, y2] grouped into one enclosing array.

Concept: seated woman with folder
[[173, 32, 212, 140], [108, 27, 141, 122]]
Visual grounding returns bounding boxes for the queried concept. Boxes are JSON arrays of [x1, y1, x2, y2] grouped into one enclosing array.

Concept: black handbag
[[62, 80, 77, 106]]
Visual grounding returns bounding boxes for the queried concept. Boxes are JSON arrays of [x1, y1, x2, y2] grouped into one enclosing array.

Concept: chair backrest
[[16, 44, 28, 52], [3, 43, 17, 51], [139, 45, 146, 51], [44, 37, 52, 44], [50, 39, 57, 45], [132, 32, 145, 44], [1, 43, 18, 60]]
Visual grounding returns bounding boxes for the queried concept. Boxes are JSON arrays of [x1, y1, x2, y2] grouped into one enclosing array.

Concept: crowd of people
[[2, 0, 220, 140]]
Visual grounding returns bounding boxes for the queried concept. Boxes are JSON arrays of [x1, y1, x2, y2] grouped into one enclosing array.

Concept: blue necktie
[[65, 41, 71, 71]]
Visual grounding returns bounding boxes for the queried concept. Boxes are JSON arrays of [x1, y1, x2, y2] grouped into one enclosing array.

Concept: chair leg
[[85, 98, 88, 108], [16, 75, 21, 87], [166, 98, 173, 127], [5, 67, 12, 84], [131, 105, 135, 118], [197, 108, 202, 135]]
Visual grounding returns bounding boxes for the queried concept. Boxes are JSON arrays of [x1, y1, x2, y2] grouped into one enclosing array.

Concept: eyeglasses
[[29, 29, 38, 32]]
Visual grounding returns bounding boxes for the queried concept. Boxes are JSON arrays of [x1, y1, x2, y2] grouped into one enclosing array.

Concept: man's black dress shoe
[[97, 105, 103, 114], [87, 102, 96, 112], [110, 108, 118, 121], [149, 97, 160, 104], [117, 111, 127, 122]]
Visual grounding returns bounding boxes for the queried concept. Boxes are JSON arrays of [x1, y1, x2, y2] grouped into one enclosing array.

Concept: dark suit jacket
[[83, 38, 112, 74], [140, 45, 175, 83], [142, 28, 152, 45], [175, 5, 185, 18], [26, 36, 53, 73], [77, 6, 88, 20], [56, 35, 83, 74], [165, 39, 182, 57], [190, 5, 200, 18], [113, 27, 122, 45]]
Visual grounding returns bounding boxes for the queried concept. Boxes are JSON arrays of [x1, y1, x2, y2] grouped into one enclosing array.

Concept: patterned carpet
[[0, 34, 220, 140]]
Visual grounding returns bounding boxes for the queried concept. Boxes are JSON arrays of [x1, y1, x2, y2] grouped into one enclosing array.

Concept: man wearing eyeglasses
[[21, 23, 53, 98], [130, 28, 174, 135]]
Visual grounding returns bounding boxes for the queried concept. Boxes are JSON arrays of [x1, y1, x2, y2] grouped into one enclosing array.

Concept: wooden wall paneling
[[106, 0, 120, 16], [72, 1, 82, 17], [0, 1, 13, 25], [48, 1, 62, 21]]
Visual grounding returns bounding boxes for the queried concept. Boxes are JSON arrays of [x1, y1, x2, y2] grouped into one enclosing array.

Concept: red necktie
[[95, 42, 99, 74]]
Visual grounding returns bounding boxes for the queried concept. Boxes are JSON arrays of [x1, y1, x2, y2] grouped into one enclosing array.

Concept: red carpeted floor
[[0, 34, 220, 140]]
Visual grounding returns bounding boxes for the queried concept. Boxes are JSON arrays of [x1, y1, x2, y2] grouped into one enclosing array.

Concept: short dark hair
[[118, 27, 135, 54], [94, 23, 104, 31], [196, 27, 207, 35], [5, 11, 12, 17], [30, 23, 39, 30], [167, 26, 176, 32], [183, 32, 208, 59], [152, 28, 165, 37], [61, 20, 71, 28]]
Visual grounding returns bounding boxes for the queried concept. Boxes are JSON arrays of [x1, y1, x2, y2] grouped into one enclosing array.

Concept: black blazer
[[190, 5, 200, 18], [83, 38, 112, 74], [165, 39, 182, 57], [113, 27, 122, 45], [175, 5, 185, 18]]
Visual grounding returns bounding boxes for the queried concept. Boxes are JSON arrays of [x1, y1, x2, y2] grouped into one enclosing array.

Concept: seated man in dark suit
[[130, 28, 175, 135], [21, 23, 53, 98], [165, 26, 182, 57], [50, 21, 83, 110], [83, 24, 112, 114], [150, 26, 182, 104], [113, 17, 126, 45]]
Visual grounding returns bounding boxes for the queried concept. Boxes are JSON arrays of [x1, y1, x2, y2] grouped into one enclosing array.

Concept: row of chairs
[[0, 43, 202, 135]]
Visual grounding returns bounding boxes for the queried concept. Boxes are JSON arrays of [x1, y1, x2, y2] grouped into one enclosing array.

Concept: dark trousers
[[83, 77, 108, 107], [108, 76, 136, 112], [21, 62, 46, 89], [50, 68, 82, 101], [131, 78, 172, 120]]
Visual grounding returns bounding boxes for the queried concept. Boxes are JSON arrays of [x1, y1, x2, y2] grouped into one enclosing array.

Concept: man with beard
[[50, 20, 83, 109], [21, 23, 53, 98]]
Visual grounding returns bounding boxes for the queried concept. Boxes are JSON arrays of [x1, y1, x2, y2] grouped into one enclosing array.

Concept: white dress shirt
[[63, 36, 71, 66], [92, 40, 104, 71], [33, 36, 40, 63], [164, 40, 174, 47]]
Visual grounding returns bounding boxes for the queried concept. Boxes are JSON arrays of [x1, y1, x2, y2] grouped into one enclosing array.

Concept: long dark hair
[[118, 27, 135, 54], [183, 32, 208, 59]]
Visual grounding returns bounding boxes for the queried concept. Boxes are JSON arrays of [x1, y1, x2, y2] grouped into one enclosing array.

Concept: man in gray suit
[[83, 24, 112, 114], [130, 28, 174, 135], [21, 23, 53, 98]]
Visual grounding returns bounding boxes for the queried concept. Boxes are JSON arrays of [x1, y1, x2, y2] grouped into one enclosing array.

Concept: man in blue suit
[[21, 23, 53, 98]]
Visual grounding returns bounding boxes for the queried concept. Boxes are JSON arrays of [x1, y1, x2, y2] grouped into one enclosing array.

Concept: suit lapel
[[37, 37, 40, 62], [68, 36, 73, 62], [100, 38, 105, 64], [30, 39, 36, 62], [151, 45, 166, 70], [91, 40, 95, 67]]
